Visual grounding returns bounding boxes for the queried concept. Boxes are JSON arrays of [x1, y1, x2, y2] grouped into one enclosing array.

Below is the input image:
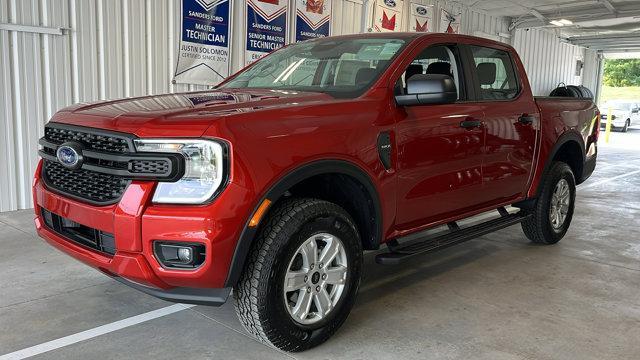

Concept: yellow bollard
[[605, 107, 613, 143]]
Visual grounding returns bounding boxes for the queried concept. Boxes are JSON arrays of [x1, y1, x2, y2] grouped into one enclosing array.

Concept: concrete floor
[[1, 128, 639, 360]]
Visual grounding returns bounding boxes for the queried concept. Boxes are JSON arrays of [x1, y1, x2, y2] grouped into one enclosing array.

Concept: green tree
[[603, 59, 640, 87]]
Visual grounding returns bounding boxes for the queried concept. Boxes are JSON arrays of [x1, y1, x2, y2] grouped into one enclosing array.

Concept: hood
[[50, 88, 334, 137]]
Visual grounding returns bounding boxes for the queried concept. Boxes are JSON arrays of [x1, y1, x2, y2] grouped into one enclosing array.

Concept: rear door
[[465, 44, 539, 204]]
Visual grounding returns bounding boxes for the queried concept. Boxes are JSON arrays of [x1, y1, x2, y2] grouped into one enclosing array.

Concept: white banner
[[409, 3, 433, 32], [439, 9, 461, 34], [373, 0, 404, 32], [174, 0, 232, 85]]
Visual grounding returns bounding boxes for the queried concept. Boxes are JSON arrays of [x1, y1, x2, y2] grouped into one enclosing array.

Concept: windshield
[[220, 38, 407, 98]]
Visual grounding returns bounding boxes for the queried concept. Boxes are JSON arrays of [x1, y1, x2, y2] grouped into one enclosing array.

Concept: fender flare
[[224, 159, 383, 287], [534, 130, 586, 196]]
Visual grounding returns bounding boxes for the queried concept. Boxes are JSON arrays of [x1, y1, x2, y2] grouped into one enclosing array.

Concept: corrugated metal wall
[[0, 0, 207, 211], [512, 28, 586, 96], [0, 0, 586, 211]]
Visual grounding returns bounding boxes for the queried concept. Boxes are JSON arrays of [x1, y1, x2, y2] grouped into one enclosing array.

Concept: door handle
[[460, 119, 483, 129], [518, 114, 535, 125]]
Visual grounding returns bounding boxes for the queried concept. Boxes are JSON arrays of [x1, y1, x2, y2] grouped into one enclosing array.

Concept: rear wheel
[[234, 198, 362, 352], [521, 162, 576, 244]]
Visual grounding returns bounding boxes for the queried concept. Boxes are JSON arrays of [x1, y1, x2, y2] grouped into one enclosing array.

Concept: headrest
[[426, 62, 452, 76], [355, 67, 377, 86], [405, 64, 423, 81], [477, 62, 497, 85]]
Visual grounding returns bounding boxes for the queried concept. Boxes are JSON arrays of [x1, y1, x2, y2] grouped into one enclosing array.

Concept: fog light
[[153, 242, 205, 269], [177, 247, 193, 263]]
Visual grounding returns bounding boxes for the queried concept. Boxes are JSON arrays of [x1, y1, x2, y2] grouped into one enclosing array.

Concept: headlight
[[134, 139, 227, 204]]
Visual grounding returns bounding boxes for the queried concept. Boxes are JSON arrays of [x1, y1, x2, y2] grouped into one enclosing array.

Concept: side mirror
[[395, 74, 457, 106]]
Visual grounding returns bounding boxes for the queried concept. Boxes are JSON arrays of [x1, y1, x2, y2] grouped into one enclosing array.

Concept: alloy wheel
[[550, 178, 571, 230], [283, 233, 348, 325]]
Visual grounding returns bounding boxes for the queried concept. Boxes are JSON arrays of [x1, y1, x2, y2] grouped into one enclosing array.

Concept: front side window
[[396, 45, 463, 100], [220, 38, 407, 98], [470, 46, 519, 101]]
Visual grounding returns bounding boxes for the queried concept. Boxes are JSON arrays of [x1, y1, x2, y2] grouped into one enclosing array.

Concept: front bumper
[[33, 160, 250, 305], [111, 275, 231, 306]]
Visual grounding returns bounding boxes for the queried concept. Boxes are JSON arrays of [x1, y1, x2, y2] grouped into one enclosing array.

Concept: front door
[[394, 44, 487, 231]]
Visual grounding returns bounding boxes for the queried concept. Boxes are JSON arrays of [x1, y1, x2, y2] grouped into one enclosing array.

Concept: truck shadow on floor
[[353, 238, 509, 309]]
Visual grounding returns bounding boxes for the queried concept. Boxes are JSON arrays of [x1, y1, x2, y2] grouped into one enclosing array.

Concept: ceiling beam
[[601, 48, 640, 53], [533, 0, 599, 11], [598, 0, 617, 14], [530, 9, 548, 23], [584, 40, 640, 46], [569, 32, 640, 41], [512, 2, 640, 29], [588, 44, 640, 50], [580, 41, 640, 47], [569, 33, 640, 48], [573, 38, 640, 46]]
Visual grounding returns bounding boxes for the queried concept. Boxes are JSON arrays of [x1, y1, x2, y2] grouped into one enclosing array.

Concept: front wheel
[[234, 198, 362, 352], [521, 162, 576, 244]]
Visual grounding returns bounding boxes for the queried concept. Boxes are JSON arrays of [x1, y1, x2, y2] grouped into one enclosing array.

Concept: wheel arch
[[224, 159, 383, 287], [537, 131, 586, 195]]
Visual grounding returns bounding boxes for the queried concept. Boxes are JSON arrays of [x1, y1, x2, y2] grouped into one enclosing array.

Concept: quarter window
[[470, 46, 519, 100]]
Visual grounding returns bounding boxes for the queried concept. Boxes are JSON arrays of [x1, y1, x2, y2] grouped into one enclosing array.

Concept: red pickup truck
[[34, 33, 599, 351]]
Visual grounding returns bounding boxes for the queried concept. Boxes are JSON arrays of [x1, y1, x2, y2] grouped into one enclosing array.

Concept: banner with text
[[373, 0, 404, 32], [295, 0, 331, 42], [245, 0, 288, 66], [174, 0, 232, 85], [409, 3, 433, 32], [439, 9, 461, 34]]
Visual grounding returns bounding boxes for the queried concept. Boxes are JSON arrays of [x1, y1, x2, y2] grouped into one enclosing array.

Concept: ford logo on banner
[[416, 6, 427, 15], [384, 0, 396, 7]]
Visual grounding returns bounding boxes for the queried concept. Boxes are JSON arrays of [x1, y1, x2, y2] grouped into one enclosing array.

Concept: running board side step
[[376, 208, 531, 265]]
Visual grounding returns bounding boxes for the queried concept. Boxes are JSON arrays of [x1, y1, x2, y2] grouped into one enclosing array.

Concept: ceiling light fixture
[[550, 19, 573, 26]]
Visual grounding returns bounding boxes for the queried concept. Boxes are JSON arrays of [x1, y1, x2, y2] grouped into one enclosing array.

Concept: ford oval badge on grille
[[56, 142, 84, 170]]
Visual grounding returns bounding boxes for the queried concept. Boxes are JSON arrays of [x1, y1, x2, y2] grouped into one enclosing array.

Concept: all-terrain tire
[[521, 162, 576, 244], [234, 198, 362, 352]]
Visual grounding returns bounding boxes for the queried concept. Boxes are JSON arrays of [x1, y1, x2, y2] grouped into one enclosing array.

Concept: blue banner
[[245, 0, 288, 65], [295, 0, 331, 42], [174, 0, 232, 85]]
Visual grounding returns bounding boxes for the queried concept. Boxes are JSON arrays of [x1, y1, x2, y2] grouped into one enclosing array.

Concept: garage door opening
[[600, 54, 640, 106]]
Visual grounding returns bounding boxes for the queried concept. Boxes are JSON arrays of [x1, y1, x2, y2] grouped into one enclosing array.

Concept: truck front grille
[[43, 161, 130, 204], [39, 123, 184, 205], [45, 126, 131, 153]]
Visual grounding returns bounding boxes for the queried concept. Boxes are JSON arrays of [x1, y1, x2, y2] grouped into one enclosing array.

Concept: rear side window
[[470, 46, 519, 101]]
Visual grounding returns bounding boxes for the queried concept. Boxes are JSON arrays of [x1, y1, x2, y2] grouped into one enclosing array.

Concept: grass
[[600, 86, 640, 106]]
